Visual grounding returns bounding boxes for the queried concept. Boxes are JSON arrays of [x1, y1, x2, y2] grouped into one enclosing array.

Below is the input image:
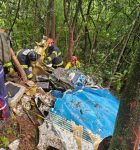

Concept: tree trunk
[[45, 0, 55, 38], [45, 2, 50, 36], [64, 0, 82, 60], [68, 26, 74, 60], [109, 42, 140, 150], [51, 0, 55, 39]]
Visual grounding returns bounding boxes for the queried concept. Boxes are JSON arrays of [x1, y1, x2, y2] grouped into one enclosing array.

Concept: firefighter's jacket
[[45, 45, 63, 68], [0, 29, 13, 73], [17, 49, 33, 79], [65, 60, 80, 70]]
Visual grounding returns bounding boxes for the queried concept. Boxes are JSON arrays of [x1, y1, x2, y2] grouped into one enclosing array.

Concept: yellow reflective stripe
[[48, 57, 52, 61], [57, 52, 61, 56], [54, 61, 64, 67], [3, 62, 12, 67], [27, 73, 33, 79], [21, 65, 28, 68], [52, 51, 57, 57]]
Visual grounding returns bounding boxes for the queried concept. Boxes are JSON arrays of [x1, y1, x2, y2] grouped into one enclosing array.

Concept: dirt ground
[[0, 109, 40, 150]]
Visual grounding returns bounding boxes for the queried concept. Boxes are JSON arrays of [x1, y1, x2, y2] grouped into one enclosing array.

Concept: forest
[[0, 0, 140, 150]]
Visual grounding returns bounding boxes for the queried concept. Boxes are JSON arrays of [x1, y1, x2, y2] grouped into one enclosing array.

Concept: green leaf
[[0, 136, 9, 147]]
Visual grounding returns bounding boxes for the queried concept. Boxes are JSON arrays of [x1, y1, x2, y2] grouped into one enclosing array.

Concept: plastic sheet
[[51, 87, 119, 139]]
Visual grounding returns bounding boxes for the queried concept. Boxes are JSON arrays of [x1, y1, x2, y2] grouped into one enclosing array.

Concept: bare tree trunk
[[68, 26, 74, 59], [45, 0, 55, 38], [46, 0, 51, 36], [64, 0, 82, 60], [51, 0, 55, 39]]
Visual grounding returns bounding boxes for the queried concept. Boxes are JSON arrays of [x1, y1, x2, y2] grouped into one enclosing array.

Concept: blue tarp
[[51, 87, 119, 139]]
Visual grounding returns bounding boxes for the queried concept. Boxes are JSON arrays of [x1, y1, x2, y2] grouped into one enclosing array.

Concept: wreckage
[[3, 39, 120, 150]]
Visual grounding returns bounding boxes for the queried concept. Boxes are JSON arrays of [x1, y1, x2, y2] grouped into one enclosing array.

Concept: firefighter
[[17, 49, 39, 79], [0, 28, 10, 121], [65, 56, 80, 70], [44, 38, 64, 68]]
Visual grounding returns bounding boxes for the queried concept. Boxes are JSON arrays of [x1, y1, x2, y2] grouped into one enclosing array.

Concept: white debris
[[5, 81, 26, 108], [35, 91, 54, 107], [37, 121, 63, 150], [37, 120, 97, 150], [13, 105, 24, 116], [8, 139, 20, 150], [35, 90, 54, 116], [21, 95, 32, 110]]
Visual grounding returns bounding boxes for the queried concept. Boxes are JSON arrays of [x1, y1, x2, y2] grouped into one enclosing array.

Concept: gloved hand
[[8, 72, 18, 78], [8, 67, 14, 74], [8, 67, 18, 77]]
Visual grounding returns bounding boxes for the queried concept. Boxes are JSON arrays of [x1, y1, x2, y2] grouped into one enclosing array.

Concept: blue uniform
[[45, 45, 64, 68], [17, 49, 33, 79]]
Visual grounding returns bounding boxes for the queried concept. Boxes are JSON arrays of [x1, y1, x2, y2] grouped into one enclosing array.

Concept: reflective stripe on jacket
[[3, 61, 14, 73], [45, 45, 63, 68], [65, 61, 80, 69], [17, 49, 32, 79]]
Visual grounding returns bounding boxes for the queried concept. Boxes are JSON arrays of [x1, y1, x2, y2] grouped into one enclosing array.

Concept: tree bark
[[45, 0, 55, 38], [64, 0, 82, 60], [68, 26, 74, 59], [51, 0, 55, 39]]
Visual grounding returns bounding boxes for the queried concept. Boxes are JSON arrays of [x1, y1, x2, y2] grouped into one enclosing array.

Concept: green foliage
[[0, 0, 48, 50], [5, 127, 16, 135], [111, 70, 128, 92], [0, 0, 139, 94], [0, 136, 9, 147]]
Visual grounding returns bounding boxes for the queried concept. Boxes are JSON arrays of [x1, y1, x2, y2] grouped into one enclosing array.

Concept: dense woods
[[0, 0, 140, 149], [1, 0, 140, 94]]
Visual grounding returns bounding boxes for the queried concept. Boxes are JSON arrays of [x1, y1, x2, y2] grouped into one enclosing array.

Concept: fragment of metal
[[5, 81, 26, 108]]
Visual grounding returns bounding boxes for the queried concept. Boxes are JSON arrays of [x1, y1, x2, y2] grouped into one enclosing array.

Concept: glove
[[9, 67, 14, 74], [8, 70, 18, 77], [8, 67, 16, 77]]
